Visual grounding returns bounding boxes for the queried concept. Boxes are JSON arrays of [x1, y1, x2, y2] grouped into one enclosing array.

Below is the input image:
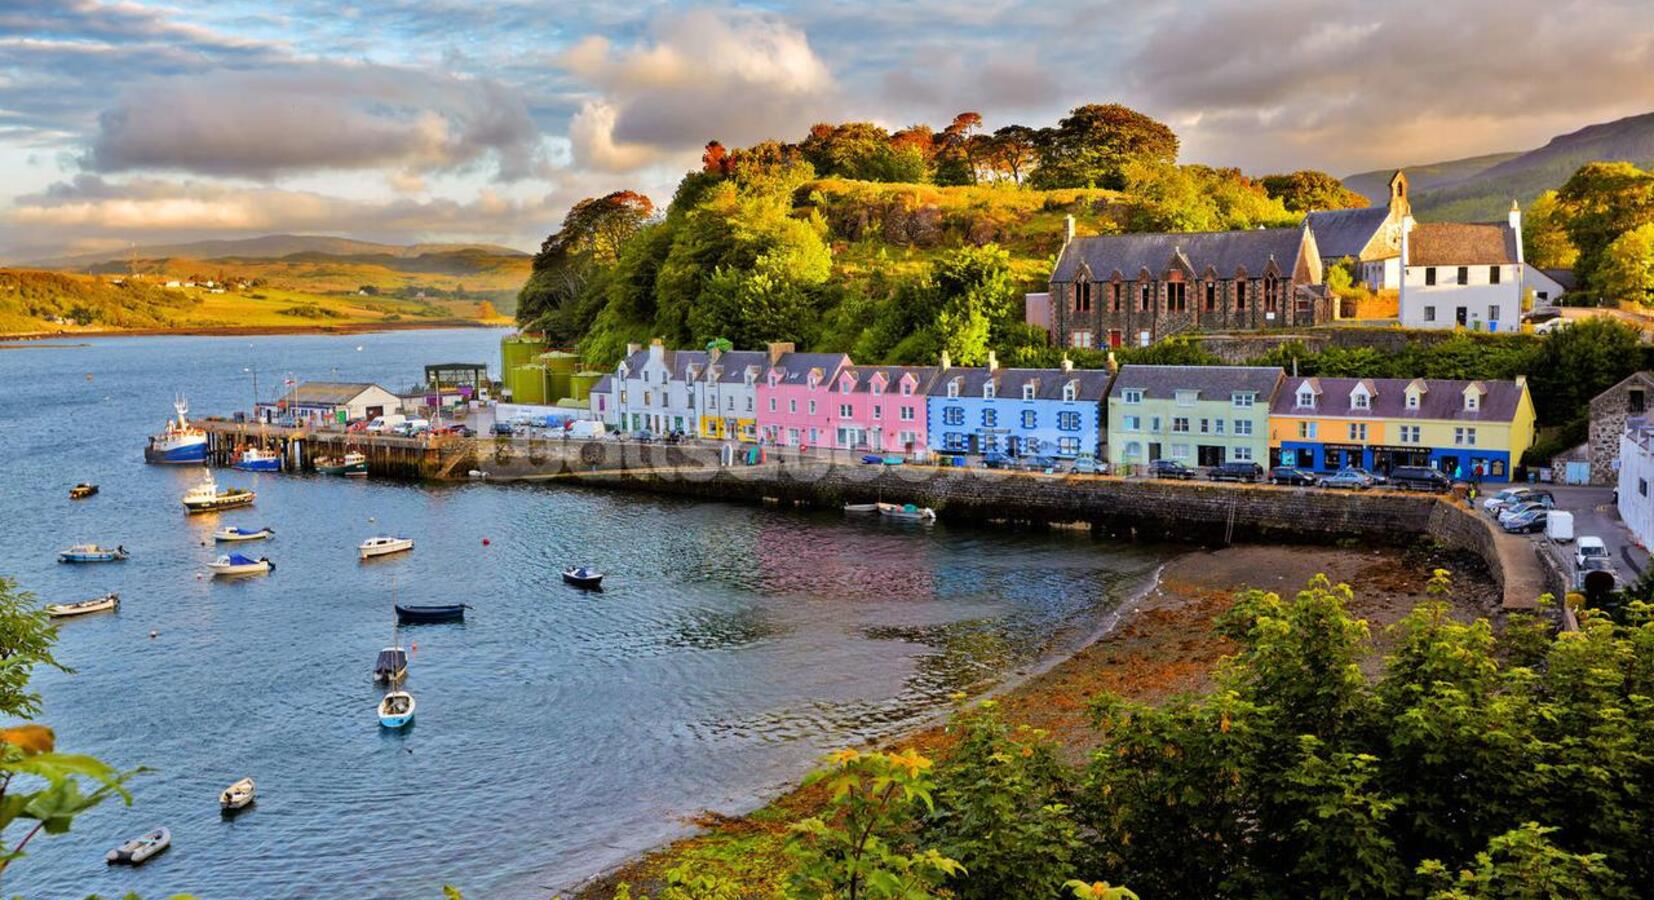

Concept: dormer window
[[1351, 387, 1370, 410], [1022, 384, 1036, 401], [1063, 382, 1078, 402], [1465, 393, 1480, 411], [1405, 392, 1420, 410], [900, 380, 913, 396], [947, 380, 960, 399], [1297, 390, 1316, 409], [984, 383, 996, 400], [840, 379, 852, 394]]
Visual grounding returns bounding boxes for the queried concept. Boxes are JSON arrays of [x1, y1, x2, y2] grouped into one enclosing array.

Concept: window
[[1352, 391, 1369, 410], [746, 397, 754, 412], [1425, 267, 1437, 286], [1488, 305, 1499, 323], [943, 407, 964, 426], [1021, 410, 1037, 428], [1062, 383, 1077, 402], [1175, 390, 1196, 407], [1204, 282, 1217, 311], [1150, 416, 1161, 430], [900, 381, 913, 396], [1172, 417, 1190, 433], [1641, 478, 1649, 498], [984, 383, 996, 399], [870, 381, 882, 396], [1349, 423, 1368, 441], [1454, 427, 1477, 446], [1298, 421, 1318, 439], [1121, 389, 1144, 404], [1071, 331, 1094, 349], [872, 406, 882, 420], [1296, 390, 1316, 409], [619, 390, 628, 404], [1490, 266, 1501, 284], [1424, 306, 1436, 322], [1457, 266, 1469, 285], [1167, 281, 1186, 312], [944, 433, 965, 450], [1110, 283, 1122, 312], [1058, 411, 1081, 431], [1232, 446, 1253, 462], [1124, 441, 1142, 459], [900, 406, 915, 421], [1631, 389, 1646, 413], [946, 381, 960, 399], [1465, 393, 1479, 411], [808, 400, 816, 414], [726, 396, 735, 410], [982, 409, 998, 427], [1123, 415, 1141, 431], [1075, 281, 1092, 312], [643, 390, 652, 406], [1022, 384, 1036, 401], [1213, 419, 1226, 435], [1232, 392, 1255, 408], [1198, 418, 1211, 434], [1171, 443, 1190, 459], [788, 399, 797, 413], [1264, 276, 1279, 312], [1400, 425, 1420, 443], [809, 428, 819, 444], [840, 379, 852, 394], [1236, 280, 1247, 310], [769, 397, 777, 412], [1405, 391, 1420, 410], [1234, 419, 1253, 436], [1058, 437, 1080, 456]]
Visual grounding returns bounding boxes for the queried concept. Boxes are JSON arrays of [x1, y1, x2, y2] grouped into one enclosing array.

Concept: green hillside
[[1342, 152, 1521, 206]]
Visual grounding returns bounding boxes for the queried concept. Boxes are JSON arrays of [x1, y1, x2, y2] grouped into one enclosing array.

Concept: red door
[[1108, 329, 1123, 348]]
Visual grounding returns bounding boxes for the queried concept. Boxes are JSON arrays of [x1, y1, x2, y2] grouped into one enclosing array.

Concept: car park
[[1498, 499, 1553, 527], [1148, 459, 1195, 480], [1319, 470, 1371, 490], [1482, 487, 1534, 515], [1207, 461, 1264, 483], [1501, 507, 1548, 534], [1267, 466, 1318, 486], [1388, 466, 1451, 492]]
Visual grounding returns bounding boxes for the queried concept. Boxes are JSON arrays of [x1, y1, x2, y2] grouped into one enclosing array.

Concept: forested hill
[[515, 105, 1369, 369]]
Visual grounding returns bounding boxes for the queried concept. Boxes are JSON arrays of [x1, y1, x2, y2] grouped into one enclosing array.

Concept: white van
[[567, 420, 606, 439], [367, 414, 407, 433], [1575, 536, 1609, 571], [1544, 510, 1575, 543]]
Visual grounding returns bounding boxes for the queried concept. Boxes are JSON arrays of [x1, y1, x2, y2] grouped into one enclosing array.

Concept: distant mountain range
[[1343, 111, 1654, 221], [25, 234, 529, 269]]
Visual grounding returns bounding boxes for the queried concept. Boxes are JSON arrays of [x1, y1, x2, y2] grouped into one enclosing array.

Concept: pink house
[[755, 344, 850, 448], [826, 365, 938, 453]]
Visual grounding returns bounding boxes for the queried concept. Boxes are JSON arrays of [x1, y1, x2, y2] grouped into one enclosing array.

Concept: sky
[[2, 0, 1653, 259]]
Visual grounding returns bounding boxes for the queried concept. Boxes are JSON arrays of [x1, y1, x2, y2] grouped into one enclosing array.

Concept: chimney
[[1064, 215, 1075, 245], [1061, 356, 1073, 373], [939, 350, 951, 371], [1291, 357, 1299, 377], [1105, 351, 1119, 374], [767, 341, 794, 365], [626, 342, 642, 355], [648, 337, 665, 365], [986, 350, 999, 372], [708, 346, 722, 365], [1508, 199, 1521, 232]]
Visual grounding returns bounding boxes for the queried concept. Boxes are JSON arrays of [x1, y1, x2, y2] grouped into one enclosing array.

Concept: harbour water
[[0, 329, 1172, 898]]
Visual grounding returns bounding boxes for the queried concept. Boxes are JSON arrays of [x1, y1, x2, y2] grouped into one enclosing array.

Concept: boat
[[181, 470, 255, 514], [144, 396, 208, 464], [69, 483, 98, 500], [373, 646, 409, 683], [877, 502, 937, 522], [377, 690, 416, 728], [207, 553, 273, 576], [106, 828, 170, 866], [219, 778, 256, 812], [231, 447, 282, 472], [57, 544, 128, 563], [316, 451, 368, 476], [358, 536, 414, 560], [561, 566, 604, 589], [394, 603, 468, 624], [214, 525, 274, 542], [843, 503, 880, 513], [46, 593, 119, 618]]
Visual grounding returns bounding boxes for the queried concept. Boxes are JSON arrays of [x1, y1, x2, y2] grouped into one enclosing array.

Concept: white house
[[1398, 203, 1525, 332], [1524, 265, 1574, 308], [1618, 418, 1654, 550], [589, 374, 617, 426], [258, 381, 401, 425], [695, 349, 767, 441], [610, 339, 708, 436]]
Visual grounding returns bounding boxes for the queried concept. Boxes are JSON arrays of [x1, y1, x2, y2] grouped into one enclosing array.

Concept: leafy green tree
[[1556, 161, 1654, 293], [1122, 163, 1295, 232], [1030, 104, 1178, 190], [1598, 222, 1654, 305], [1418, 823, 1622, 900], [1523, 190, 1579, 271], [1525, 316, 1642, 425], [985, 125, 1038, 184], [1261, 170, 1369, 213], [0, 576, 66, 720], [517, 191, 654, 341]]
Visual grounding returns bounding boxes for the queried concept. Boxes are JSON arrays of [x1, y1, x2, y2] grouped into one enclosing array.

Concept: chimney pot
[[1105, 351, 1119, 374], [939, 350, 951, 371], [986, 350, 999, 372], [1061, 356, 1073, 372]]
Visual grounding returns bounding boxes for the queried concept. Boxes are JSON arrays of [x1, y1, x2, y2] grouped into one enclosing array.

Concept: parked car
[[1501, 507, 1548, 534], [1148, 459, 1195, 480], [1018, 455, 1059, 472], [490, 421, 515, 436], [1576, 536, 1611, 572], [861, 454, 883, 465], [1482, 487, 1534, 515], [1207, 461, 1264, 483], [1267, 466, 1318, 486], [1319, 470, 1372, 490], [631, 430, 656, 443], [981, 452, 1015, 470], [1342, 466, 1388, 485], [1389, 466, 1451, 492], [1332, 467, 1377, 487], [1069, 455, 1107, 475], [1498, 500, 1553, 527]]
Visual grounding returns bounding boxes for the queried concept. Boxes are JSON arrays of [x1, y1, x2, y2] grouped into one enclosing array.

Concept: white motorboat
[[358, 536, 414, 560], [214, 525, 274, 542], [106, 828, 170, 866], [877, 502, 937, 522], [378, 690, 416, 728], [46, 593, 119, 618], [220, 777, 256, 812], [182, 470, 255, 514], [843, 503, 880, 513], [208, 554, 273, 576]]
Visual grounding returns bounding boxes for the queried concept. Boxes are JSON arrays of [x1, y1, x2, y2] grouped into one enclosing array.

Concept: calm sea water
[[0, 329, 1168, 899]]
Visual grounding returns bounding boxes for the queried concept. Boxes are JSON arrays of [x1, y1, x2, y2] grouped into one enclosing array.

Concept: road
[[1537, 484, 1649, 587]]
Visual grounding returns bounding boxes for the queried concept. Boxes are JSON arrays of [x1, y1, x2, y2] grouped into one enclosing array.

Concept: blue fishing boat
[[232, 448, 281, 472], [58, 544, 129, 563], [144, 397, 208, 464], [377, 690, 416, 728]]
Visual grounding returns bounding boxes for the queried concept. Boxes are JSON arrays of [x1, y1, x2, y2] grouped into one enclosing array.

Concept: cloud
[[82, 61, 545, 181], [559, 8, 836, 173]]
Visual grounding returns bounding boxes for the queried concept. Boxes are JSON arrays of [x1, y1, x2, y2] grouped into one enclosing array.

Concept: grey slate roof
[[1541, 268, 1579, 292], [769, 352, 850, 386], [710, 350, 769, 384], [1304, 206, 1389, 260], [617, 348, 649, 376], [669, 350, 710, 381], [1105, 365, 1284, 402], [591, 374, 614, 394], [1408, 222, 1519, 266], [1052, 227, 1308, 283], [926, 366, 1113, 401], [838, 365, 941, 395], [275, 381, 387, 405], [1270, 376, 1526, 422]]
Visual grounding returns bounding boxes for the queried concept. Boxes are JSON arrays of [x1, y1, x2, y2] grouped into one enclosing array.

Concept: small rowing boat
[[46, 593, 119, 618], [359, 536, 414, 560], [394, 603, 468, 624], [57, 544, 128, 563], [208, 554, 273, 576], [219, 778, 256, 813], [877, 502, 936, 522], [562, 566, 604, 589], [106, 828, 170, 866], [843, 503, 880, 513], [378, 690, 416, 728], [214, 525, 274, 542], [69, 483, 98, 499]]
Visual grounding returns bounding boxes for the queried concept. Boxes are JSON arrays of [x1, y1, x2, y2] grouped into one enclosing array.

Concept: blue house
[[924, 354, 1112, 459]]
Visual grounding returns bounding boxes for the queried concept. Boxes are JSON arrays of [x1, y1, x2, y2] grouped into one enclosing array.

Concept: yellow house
[[1268, 376, 1536, 482]]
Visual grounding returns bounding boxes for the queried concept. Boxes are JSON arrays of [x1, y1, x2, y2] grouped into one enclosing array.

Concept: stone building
[[1303, 171, 1411, 290], [1587, 371, 1654, 485], [1043, 222, 1327, 350]]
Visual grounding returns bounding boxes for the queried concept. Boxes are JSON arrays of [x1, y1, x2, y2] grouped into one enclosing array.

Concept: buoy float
[[195, 572, 203, 580], [481, 537, 490, 546], [149, 630, 158, 639]]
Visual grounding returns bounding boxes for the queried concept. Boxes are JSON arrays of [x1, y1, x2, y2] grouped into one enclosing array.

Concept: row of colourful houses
[[588, 340, 1537, 482]]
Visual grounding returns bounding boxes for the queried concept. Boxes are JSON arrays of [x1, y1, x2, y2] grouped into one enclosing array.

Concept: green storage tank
[[509, 364, 548, 405], [568, 371, 603, 403], [501, 334, 548, 375], [539, 351, 579, 404]]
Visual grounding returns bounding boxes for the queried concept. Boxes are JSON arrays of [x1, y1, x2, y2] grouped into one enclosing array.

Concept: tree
[[0, 576, 66, 720], [1525, 316, 1642, 425], [1522, 190, 1578, 271], [1122, 163, 1295, 233], [1598, 222, 1654, 305], [1261, 171, 1369, 213], [517, 190, 655, 341], [1418, 823, 1621, 900], [984, 125, 1037, 184], [1029, 103, 1178, 190], [933, 112, 983, 186], [1556, 161, 1654, 293]]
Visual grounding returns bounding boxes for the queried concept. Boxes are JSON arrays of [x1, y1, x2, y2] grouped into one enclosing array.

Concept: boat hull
[[394, 604, 467, 624], [209, 563, 270, 576], [562, 570, 603, 589], [58, 553, 126, 563], [214, 528, 273, 542], [359, 539, 413, 559], [106, 829, 170, 866], [47, 595, 119, 618], [378, 711, 415, 728], [183, 493, 255, 514], [232, 458, 281, 472], [145, 440, 207, 464]]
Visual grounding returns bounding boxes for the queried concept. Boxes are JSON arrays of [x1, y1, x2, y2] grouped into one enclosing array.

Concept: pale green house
[[1105, 365, 1285, 471]]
